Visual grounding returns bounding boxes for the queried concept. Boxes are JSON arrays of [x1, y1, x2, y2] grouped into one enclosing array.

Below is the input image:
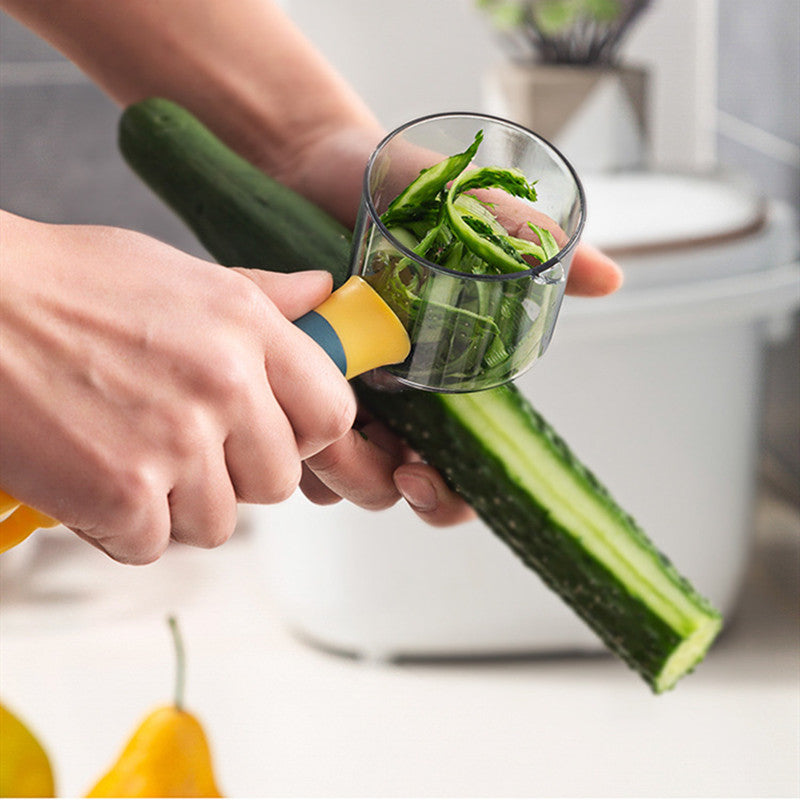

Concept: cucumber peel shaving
[[381, 131, 560, 274], [366, 132, 564, 386]]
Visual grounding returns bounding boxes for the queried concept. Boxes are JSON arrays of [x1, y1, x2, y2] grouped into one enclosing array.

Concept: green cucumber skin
[[118, 99, 721, 691], [118, 98, 352, 287], [356, 381, 716, 686]]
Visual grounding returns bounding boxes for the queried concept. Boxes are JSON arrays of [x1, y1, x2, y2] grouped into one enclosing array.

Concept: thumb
[[232, 268, 334, 320]]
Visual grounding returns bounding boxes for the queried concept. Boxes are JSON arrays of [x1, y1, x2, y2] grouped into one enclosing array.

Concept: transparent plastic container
[[351, 112, 586, 393]]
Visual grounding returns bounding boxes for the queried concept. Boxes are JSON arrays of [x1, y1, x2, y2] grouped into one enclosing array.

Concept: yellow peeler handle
[[293, 275, 410, 379], [0, 489, 59, 554], [0, 275, 410, 554]]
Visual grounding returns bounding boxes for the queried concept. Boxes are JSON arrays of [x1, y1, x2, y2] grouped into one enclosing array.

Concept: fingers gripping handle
[[0, 277, 411, 553], [294, 276, 410, 380]]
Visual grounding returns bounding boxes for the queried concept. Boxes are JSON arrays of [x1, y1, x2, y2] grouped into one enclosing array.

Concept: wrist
[[267, 122, 384, 230]]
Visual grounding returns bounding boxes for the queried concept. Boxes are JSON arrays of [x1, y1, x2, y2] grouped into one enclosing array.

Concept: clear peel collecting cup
[[351, 112, 586, 393]]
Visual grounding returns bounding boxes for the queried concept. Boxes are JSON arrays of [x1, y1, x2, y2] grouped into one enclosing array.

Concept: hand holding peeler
[[0, 276, 411, 553], [1, 112, 586, 553]]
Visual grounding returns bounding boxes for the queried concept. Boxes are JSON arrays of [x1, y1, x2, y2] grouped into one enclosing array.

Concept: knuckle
[[90, 500, 170, 567], [106, 460, 163, 517], [318, 390, 357, 445], [167, 403, 212, 458], [228, 271, 271, 321], [266, 460, 302, 504], [97, 464, 171, 563], [199, 347, 253, 405], [234, 458, 301, 505], [195, 506, 238, 550], [124, 531, 169, 565], [203, 524, 235, 550]]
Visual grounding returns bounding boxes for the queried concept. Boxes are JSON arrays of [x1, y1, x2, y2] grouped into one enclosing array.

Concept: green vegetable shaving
[[366, 131, 564, 390]]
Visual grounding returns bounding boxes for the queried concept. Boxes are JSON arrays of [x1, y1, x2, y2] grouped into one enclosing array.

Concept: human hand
[[0, 212, 363, 563], [486, 189, 624, 296], [283, 125, 623, 299], [277, 125, 622, 527], [1, 1, 618, 534]]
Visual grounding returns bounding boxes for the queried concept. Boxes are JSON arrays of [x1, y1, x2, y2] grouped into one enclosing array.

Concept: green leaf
[[452, 193, 507, 237], [507, 235, 548, 265], [475, 0, 526, 30], [534, 0, 622, 34], [534, 0, 581, 35], [584, 0, 623, 23]]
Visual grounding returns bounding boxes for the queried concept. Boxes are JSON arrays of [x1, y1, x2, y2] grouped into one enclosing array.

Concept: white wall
[[283, 0, 718, 169], [621, 0, 718, 168], [282, 0, 498, 128]]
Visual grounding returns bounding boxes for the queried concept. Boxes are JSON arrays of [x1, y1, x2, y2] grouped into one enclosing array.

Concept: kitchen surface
[[1, 1, 799, 797], [1, 489, 798, 798]]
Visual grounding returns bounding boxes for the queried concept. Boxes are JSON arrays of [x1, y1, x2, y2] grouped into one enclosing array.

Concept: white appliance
[[256, 171, 799, 660]]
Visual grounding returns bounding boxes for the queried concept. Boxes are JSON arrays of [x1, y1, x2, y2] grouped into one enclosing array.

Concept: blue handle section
[[294, 311, 348, 376]]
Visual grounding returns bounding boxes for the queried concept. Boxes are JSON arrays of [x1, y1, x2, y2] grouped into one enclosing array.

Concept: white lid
[[578, 171, 796, 289]]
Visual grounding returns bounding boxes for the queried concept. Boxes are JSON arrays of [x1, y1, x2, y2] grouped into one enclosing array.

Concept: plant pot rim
[[500, 60, 648, 75]]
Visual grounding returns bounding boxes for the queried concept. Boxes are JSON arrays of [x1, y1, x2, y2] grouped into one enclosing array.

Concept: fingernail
[[395, 474, 437, 513]]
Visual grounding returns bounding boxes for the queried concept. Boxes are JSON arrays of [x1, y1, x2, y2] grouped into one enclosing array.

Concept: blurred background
[[1, 1, 798, 797]]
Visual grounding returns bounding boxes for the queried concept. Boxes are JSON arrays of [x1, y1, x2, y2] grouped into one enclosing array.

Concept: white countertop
[[1, 493, 798, 799]]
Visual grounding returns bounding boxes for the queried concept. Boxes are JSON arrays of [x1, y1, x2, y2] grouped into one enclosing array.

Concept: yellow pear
[[86, 706, 220, 798], [0, 702, 56, 798], [86, 617, 222, 798]]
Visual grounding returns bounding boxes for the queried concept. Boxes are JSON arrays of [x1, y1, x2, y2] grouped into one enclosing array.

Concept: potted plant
[[478, 0, 652, 171]]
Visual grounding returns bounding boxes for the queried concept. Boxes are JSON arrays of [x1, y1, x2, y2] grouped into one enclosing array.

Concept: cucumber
[[117, 98, 352, 287], [118, 98, 722, 692], [355, 382, 722, 692]]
